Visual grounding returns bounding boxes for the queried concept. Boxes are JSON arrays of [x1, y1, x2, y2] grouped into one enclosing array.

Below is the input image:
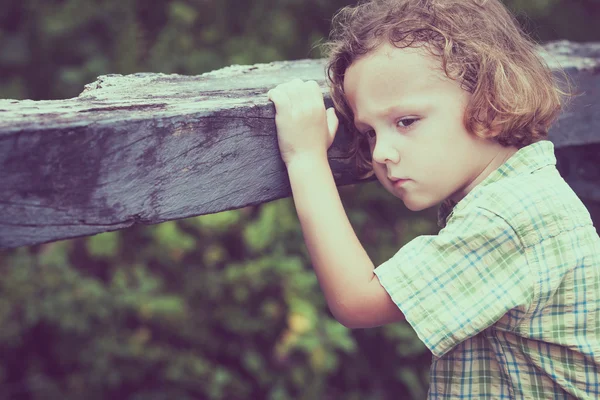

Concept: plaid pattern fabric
[[374, 140, 600, 399]]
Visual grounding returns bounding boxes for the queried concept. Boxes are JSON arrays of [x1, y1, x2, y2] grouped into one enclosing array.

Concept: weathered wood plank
[[1, 40, 599, 249]]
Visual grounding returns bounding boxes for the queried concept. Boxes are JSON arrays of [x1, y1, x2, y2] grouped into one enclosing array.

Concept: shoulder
[[467, 164, 594, 247]]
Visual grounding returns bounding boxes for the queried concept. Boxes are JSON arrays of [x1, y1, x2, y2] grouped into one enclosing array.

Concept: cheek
[[373, 163, 388, 183], [372, 162, 384, 176]]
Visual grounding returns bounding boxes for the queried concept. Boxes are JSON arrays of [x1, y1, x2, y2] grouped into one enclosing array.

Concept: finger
[[268, 88, 282, 106], [267, 87, 291, 112], [306, 80, 321, 91], [306, 80, 325, 106], [278, 79, 302, 93], [303, 80, 320, 96], [327, 107, 339, 137]]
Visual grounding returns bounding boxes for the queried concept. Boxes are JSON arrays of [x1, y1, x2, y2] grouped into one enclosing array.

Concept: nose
[[371, 134, 400, 165]]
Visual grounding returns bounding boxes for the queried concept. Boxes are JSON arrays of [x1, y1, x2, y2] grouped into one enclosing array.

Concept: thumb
[[326, 107, 339, 143]]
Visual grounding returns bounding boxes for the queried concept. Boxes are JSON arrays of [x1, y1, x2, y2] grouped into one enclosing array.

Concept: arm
[[286, 153, 405, 328], [266, 79, 404, 328]]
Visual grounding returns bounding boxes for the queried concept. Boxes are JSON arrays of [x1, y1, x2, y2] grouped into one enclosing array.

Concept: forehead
[[343, 43, 446, 117]]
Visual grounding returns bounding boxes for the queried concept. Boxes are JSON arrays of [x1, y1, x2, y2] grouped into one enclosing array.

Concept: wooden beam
[[1, 40, 599, 249]]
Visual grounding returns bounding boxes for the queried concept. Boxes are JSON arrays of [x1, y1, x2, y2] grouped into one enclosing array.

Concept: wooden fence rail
[[1, 40, 599, 249]]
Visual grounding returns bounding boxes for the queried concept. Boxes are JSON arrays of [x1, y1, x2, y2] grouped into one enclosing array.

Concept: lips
[[391, 178, 411, 188]]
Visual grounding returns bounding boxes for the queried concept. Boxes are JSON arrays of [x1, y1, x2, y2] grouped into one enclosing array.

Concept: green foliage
[[0, 189, 439, 398], [0, 0, 597, 398], [3, 0, 596, 100], [87, 231, 121, 259]]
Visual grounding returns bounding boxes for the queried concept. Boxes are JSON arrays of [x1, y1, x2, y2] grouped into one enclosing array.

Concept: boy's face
[[343, 42, 519, 211]]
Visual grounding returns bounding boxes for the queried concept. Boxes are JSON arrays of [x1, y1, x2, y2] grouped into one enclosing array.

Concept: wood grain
[[1, 41, 599, 249]]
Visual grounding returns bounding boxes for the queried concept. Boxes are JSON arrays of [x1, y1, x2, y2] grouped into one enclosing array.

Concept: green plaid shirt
[[374, 140, 600, 399]]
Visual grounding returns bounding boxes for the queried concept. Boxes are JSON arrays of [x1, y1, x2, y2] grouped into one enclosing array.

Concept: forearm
[[286, 153, 375, 323]]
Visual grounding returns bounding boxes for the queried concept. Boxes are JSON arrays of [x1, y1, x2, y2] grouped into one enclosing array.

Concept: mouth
[[392, 179, 411, 188]]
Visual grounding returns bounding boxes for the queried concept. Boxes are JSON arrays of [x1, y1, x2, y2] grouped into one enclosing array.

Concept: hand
[[267, 79, 339, 165]]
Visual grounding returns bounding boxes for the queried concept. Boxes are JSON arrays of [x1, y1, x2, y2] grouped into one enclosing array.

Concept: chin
[[402, 196, 437, 212], [403, 202, 427, 212]]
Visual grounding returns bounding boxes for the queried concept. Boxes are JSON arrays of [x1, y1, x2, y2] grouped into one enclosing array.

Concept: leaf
[[243, 202, 279, 253], [87, 231, 120, 258]]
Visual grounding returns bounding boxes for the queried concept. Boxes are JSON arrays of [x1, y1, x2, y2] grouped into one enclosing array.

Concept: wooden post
[[1, 40, 599, 249]]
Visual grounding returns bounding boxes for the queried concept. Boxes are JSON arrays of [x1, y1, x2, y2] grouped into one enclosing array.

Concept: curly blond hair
[[316, 0, 575, 180]]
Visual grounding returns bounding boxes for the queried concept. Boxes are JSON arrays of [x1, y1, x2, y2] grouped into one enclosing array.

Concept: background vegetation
[[1, 0, 598, 398]]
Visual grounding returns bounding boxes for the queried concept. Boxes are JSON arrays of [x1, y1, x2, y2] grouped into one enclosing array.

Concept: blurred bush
[[1, 0, 598, 101], [0, 193, 438, 399], [0, 0, 598, 398]]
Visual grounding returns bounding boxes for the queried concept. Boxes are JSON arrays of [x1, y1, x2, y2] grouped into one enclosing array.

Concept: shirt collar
[[437, 140, 557, 229]]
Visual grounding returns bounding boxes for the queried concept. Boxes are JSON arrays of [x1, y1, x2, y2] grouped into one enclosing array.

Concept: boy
[[267, 0, 600, 398]]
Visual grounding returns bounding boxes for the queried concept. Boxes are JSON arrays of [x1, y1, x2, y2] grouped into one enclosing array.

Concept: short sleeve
[[374, 206, 534, 358]]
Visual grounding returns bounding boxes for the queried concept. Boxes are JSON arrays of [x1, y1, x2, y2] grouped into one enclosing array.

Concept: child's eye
[[397, 117, 419, 129], [362, 118, 419, 140]]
